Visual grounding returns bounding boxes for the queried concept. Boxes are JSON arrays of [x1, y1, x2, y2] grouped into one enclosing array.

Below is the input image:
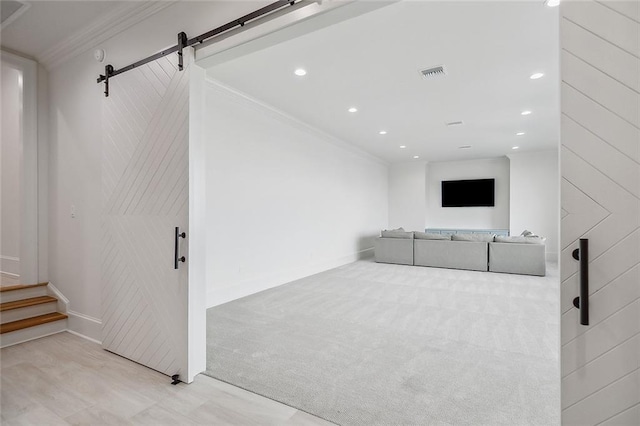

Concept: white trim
[[188, 58, 207, 383], [46, 282, 69, 315], [0, 271, 20, 278], [36, 60, 48, 282], [195, 0, 396, 69], [46, 282, 69, 305], [205, 78, 388, 166], [0, 255, 20, 262], [67, 310, 101, 325], [66, 329, 101, 345], [193, 0, 316, 55], [0, 1, 31, 30], [66, 310, 102, 343], [39, 1, 177, 70]]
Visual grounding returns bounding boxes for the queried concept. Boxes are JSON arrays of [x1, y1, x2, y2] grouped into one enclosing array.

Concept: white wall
[[45, 1, 279, 340], [48, 48, 103, 330], [508, 150, 559, 261], [387, 154, 559, 258], [1, 63, 22, 283], [426, 157, 510, 230], [201, 81, 388, 307], [388, 161, 427, 231]]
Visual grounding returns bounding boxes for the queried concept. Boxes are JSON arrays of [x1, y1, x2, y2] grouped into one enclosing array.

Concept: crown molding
[[0, 46, 35, 61], [39, 1, 177, 70], [0, 0, 31, 30], [204, 77, 389, 167]]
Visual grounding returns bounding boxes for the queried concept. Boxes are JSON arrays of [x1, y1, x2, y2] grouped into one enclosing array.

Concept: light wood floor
[[0, 332, 333, 425]]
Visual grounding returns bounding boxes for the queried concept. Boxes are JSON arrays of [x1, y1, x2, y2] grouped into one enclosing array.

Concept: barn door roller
[[97, 0, 303, 97]]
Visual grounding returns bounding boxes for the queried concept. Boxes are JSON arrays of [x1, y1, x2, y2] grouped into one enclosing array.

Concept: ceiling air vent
[[420, 65, 446, 79], [446, 120, 464, 127]]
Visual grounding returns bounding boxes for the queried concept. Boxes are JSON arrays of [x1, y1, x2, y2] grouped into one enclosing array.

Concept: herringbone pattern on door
[[560, 1, 640, 425], [101, 56, 189, 377]]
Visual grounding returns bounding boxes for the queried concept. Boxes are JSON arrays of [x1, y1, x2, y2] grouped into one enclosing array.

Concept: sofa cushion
[[415, 239, 489, 271], [451, 233, 495, 242], [414, 232, 450, 240], [381, 229, 414, 239], [495, 235, 546, 244]]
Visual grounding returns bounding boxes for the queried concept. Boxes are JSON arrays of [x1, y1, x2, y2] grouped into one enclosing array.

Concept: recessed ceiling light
[[459, 145, 472, 149], [545, 0, 560, 7], [379, 130, 387, 135], [512, 146, 520, 150], [516, 132, 525, 136], [413, 155, 420, 159], [294, 68, 307, 76], [400, 145, 406, 149], [521, 110, 532, 116], [530, 72, 544, 80], [348, 107, 358, 113]]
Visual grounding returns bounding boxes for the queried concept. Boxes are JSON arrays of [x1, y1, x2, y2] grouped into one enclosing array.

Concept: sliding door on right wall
[[559, 1, 639, 425]]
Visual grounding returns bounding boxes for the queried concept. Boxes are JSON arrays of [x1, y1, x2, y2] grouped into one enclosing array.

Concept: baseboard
[[66, 329, 102, 345], [207, 247, 374, 308], [67, 310, 102, 343], [47, 282, 69, 314], [357, 248, 375, 259]]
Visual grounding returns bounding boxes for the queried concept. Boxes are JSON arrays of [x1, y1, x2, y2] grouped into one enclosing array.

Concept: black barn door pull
[[174, 227, 186, 269], [572, 238, 589, 325]]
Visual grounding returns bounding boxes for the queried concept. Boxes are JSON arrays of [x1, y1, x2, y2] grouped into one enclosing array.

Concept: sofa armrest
[[489, 242, 545, 276], [374, 237, 414, 265]]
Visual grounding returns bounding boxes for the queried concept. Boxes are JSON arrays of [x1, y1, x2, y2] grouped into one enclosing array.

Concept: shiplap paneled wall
[[560, 1, 639, 425], [101, 55, 189, 378]]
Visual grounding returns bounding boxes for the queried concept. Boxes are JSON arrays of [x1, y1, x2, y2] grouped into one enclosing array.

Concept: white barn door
[[101, 55, 190, 379], [560, 1, 639, 424]]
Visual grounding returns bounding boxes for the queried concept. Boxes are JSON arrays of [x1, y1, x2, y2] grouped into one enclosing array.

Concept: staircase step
[[0, 296, 57, 312], [0, 282, 49, 292], [0, 283, 49, 303], [0, 312, 68, 334]]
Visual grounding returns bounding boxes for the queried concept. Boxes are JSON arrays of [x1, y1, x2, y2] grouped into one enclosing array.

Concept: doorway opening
[[189, 1, 561, 424]]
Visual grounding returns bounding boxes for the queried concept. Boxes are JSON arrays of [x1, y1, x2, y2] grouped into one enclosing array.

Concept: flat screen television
[[441, 179, 495, 207]]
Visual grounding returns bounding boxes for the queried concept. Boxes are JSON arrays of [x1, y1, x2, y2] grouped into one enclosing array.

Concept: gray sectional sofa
[[375, 229, 546, 276]]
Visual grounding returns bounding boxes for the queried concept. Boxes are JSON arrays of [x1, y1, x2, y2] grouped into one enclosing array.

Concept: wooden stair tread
[[0, 312, 67, 334], [0, 283, 48, 293], [1, 296, 58, 312]]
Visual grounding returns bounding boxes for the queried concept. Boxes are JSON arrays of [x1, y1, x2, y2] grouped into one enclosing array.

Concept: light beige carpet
[[205, 260, 560, 425]]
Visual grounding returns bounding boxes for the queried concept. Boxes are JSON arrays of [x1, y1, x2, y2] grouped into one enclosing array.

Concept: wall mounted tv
[[441, 179, 495, 207]]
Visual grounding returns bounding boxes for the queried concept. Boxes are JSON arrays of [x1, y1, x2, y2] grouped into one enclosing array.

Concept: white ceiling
[[0, 0, 125, 59], [206, 1, 560, 164], [1, 0, 560, 164]]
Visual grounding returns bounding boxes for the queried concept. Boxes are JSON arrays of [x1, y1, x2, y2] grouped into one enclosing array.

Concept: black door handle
[[174, 227, 186, 269], [572, 238, 589, 325]]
